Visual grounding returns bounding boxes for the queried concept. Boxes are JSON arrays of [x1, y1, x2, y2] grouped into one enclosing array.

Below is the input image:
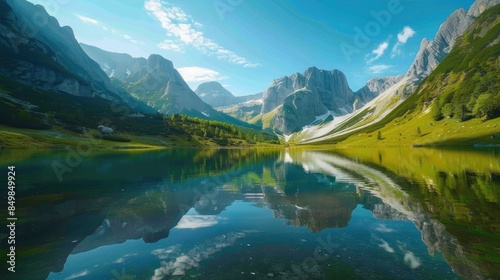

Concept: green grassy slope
[[311, 5, 500, 148], [0, 76, 279, 148]]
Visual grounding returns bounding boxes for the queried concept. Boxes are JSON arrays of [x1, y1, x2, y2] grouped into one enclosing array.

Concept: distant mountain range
[[246, 67, 401, 134], [293, 0, 500, 144], [0, 0, 265, 148], [0, 0, 498, 148], [80, 44, 254, 127], [194, 81, 262, 108]]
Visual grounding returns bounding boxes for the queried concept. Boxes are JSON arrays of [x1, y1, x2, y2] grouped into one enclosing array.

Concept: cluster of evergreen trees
[[422, 5, 500, 122], [166, 114, 279, 145]]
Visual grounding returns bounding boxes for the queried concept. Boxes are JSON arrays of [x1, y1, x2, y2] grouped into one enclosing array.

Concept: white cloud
[[152, 232, 246, 279], [121, 34, 143, 45], [368, 64, 392, 74], [114, 257, 126, 264], [403, 251, 421, 269], [375, 224, 395, 233], [144, 0, 260, 67], [75, 14, 99, 25], [378, 239, 395, 253], [175, 215, 221, 229], [76, 14, 142, 45], [158, 39, 184, 52], [113, 253, 138, 264], [178, 67, 228, 83], [366, 41, 389, 64], [392, 26, 415, 57], [397, 26, 416, 44]]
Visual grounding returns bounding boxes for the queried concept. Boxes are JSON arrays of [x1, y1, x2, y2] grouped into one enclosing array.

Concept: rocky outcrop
[[273, 90, 329, 134], [127, 54, 220, 115], [0, 0, 153, 113], [80, 43, 148, 82], [7, 60, 94, 97], [0, 1, 93, 97], [261, 67, 401, 134], [3, 0, 113, 92], [362, 75, 404, 96], [261, 67, 354, 115], [406, 0, 500, 83], [354, 75, 404, 110], [83, 44, 213, 114], [406, 9, 472, 83], [260, 67, 363, 133]]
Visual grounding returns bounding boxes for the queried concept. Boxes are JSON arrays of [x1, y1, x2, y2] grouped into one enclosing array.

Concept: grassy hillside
[[0, 75, 279, 149], [421, 4, 500, 122], [310, 5, 500, 148]]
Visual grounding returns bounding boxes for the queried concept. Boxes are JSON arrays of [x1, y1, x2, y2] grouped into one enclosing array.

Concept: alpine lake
[[1, 147, 499, 280]]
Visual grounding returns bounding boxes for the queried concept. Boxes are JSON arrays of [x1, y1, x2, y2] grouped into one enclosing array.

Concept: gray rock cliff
[[406, 0, 500, 83], [0, 0, 153, 113], [273, 90, 329, 134], [261, 67, 354, 115], [354, 75, 404, 109]]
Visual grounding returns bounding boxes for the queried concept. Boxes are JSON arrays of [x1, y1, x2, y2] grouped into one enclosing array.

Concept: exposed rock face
[[362, 75, 405, 95], [82, 44, 214, 115], [195, 81, 237, 108], [2, 0, 113, 92], [0, 1, 93, 97], [354, 75, 404, 109], [0, 0, 153, 112], [261, 67, 354, 115], [82, 45, 251, 125], [80, 43, 148, 82], [406, 9, 472, 83], [130, 54, 215, 115], [406, 0, 500, 83], [261, 67, 400, 133], [273, 90, 329, 134]]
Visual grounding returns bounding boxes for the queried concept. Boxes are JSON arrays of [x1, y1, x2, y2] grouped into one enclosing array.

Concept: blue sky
[[28, 0, 474, 96]]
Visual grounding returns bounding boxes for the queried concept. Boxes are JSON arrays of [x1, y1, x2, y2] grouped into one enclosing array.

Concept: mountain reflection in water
[[1, 148, 498, 279]]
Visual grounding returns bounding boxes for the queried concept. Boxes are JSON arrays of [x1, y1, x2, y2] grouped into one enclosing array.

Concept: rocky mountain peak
[[405, 0, 500, 83], [261, 67, 353, 115], [147, 54, 174, 73], [364, 75, 404, 93]]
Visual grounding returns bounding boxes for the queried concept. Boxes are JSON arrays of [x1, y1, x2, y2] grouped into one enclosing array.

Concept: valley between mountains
[[0, 0, 499, 149]]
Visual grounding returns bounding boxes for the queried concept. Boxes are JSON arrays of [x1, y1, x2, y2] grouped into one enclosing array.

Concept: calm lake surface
[[0, 148, 499, 279]]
